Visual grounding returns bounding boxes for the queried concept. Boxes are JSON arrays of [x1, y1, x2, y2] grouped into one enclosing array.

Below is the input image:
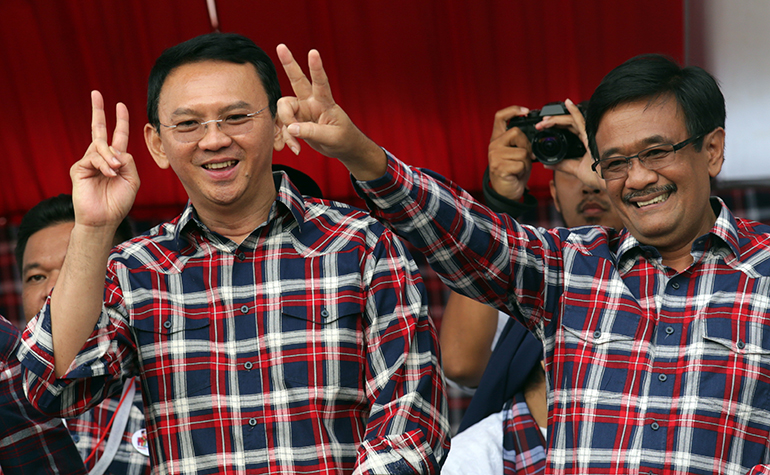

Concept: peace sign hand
[[71, 91, 140, 231], [276, 44, 386, 181]]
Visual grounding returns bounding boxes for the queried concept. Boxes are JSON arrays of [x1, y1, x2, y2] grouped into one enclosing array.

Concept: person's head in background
[[550, 169, 623, 229], [15, 194, 133, 323]]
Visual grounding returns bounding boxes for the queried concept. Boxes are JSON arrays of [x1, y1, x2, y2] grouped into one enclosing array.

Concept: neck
[[524, 380, 548, 429], [195, 189, 277, 245]]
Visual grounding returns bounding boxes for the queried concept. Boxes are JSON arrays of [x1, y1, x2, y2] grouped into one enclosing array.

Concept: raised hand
[[538, 98, 605, 191], [488, 105, 535, 201], [276, 44, 386, 180], [71, 91, 140, 230]]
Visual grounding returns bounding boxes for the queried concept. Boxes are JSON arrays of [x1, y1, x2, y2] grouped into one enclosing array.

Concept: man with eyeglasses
[[19, 32, 448, 474], [273, 47, 770, 474]]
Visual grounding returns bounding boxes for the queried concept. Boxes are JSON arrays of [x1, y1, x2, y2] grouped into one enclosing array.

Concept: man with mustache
[[273, 46, 770, 474]]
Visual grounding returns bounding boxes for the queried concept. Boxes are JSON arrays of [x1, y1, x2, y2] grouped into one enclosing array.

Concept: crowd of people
[[2, 30, 770, 475]]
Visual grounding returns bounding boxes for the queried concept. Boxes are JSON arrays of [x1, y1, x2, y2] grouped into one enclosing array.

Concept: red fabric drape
[[0, 0, 684, 223]]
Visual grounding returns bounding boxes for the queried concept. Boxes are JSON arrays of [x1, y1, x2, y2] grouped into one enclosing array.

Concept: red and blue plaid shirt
[[19, 172, 448, 475], [502, 393, 546, 474], [0, 315, 87, 475], [354, 153, 770, 475], [67, 380, 150, 475]]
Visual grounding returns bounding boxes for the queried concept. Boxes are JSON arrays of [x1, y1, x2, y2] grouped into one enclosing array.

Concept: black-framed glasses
[[591, 134, 705, 181], [159, 106, 268, 143]]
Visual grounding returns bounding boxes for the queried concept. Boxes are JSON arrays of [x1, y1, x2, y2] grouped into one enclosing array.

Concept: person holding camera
[[274, 46, 770, 474], [440, 103, 623, 474]]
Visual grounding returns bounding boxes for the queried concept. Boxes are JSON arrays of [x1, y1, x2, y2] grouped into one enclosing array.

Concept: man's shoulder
[[108, 217, 185, 270], [298, 197, 391, 241]]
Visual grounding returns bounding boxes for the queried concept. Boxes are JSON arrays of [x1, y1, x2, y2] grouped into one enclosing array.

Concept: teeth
[[203, 160, 236, 170], [636, 193, 669, 207]]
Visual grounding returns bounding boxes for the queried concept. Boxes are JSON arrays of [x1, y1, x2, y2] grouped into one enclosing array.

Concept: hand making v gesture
[[71, 90, 140, 231], [276, 44, 386, 181]]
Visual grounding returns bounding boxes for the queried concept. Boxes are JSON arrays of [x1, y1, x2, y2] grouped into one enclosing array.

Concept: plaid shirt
[[67, 380, 151, 475], [19, 172, 448, 475], [502, 393, 546, 474], [353, 153, 770, 475], [0, 315, 87, 475]]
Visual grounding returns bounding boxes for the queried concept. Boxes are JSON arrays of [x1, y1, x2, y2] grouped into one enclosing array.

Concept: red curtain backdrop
[[0, 0, 684, 223]]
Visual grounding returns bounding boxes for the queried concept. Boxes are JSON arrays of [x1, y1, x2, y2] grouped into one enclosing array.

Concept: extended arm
[[49, 91, 139, 377]]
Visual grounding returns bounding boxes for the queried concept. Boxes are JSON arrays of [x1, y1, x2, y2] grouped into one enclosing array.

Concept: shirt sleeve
[[17, 266, 138, 419], [353, 227, 450, 474], [0, 316, 87, 475], [353, 151, 564, 331]]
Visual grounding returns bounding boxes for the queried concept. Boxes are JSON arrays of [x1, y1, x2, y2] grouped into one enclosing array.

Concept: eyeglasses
[[591, 134, 705, 181], [159, 106, 268, 143]]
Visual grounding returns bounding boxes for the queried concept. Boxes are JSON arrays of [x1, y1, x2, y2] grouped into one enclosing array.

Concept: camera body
[[506, 101, 587, 165]]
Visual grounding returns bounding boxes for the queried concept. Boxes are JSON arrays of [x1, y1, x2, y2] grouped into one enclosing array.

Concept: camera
[[506, 101, 587, 165]]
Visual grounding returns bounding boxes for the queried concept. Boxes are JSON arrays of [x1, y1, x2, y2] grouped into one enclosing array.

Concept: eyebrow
[[600, 134, 671, 159], [169, 101, 254, 119], [22, 262, 42, 277]]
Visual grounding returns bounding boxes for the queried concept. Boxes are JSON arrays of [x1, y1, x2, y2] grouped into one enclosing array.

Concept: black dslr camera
[[506, 101, 587, 165]]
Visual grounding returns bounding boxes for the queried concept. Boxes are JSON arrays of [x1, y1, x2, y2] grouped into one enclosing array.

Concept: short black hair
[[147, 32, 281, 130], [15, 194, 133, 273], [585, 54, 726, 160]]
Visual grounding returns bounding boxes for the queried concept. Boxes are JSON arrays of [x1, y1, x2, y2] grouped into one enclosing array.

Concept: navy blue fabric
[[458, 315, 543, 433]]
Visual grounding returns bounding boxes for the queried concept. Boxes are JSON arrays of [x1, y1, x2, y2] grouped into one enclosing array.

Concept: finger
[[491, 105, 530, 140], [493, 126, 532, 151], [565, 98, 588, 143], [307, 49, 335, 107], [277, 44, 312, 100], [281, 125, 301, 155], [111, 102, 130, 154], [91, 90, 108, 142]]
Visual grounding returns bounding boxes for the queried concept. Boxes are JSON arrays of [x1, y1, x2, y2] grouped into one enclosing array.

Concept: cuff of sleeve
[[354, 430, 439, 475], [351, 149, 418, 212], [482, 166, 538, 218]]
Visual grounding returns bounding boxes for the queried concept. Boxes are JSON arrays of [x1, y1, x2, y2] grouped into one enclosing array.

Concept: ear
[[273, 117, 285, 152], [703, 127, 725, 178], [549, 178, 562, 214], [144, 123, 170, 169]]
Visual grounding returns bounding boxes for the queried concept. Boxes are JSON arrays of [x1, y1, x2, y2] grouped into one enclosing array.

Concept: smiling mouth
[[203, 160, 237, 170], [635, 192, 671, 208]]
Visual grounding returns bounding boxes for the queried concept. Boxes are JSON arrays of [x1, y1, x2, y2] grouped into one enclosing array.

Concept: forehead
[[159, 60, 266, 112], [595, 96, 687, 156], [22, 221, 74, 268]]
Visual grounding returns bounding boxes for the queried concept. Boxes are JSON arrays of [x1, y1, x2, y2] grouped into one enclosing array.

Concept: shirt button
[[658, 374, 667, 382], [240, 305, 249, 314], [163, 320, 172, 329], [593, 330, 601, 339], [671, 282, 680, 290], [72, 434, 80, 443], [248, 417, 257, 427], [244, 361, 253, 370], [665, 326, 675, 335], [651, 421, 660, 431], [237, 252, 246, 261], [737, 340, 745, 350]]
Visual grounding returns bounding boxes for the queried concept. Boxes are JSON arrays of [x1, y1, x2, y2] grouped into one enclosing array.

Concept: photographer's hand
[[538, 98, 606, 191], [488, 105, 535, 201]]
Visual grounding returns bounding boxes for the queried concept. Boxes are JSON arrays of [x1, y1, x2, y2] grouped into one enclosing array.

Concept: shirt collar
[[172, 170, 309, 249], [615, 196, 741, 268]]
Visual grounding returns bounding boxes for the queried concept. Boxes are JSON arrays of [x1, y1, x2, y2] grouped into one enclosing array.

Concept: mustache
[[623, 184, 677, 204]]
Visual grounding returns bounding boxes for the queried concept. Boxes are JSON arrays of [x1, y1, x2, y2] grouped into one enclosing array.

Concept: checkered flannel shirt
[[0, 315, 86, 474], [67, 379, 150, 475], [352, 152, 770, 475], [19, 172, 448, 475], [502, 393, 546, 474]]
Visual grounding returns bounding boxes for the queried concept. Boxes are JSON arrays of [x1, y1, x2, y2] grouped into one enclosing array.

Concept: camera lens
[[532, 131, 567, 165]]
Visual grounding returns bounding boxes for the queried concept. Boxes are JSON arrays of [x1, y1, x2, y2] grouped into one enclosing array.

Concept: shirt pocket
[[132, 312, 213, 398], [277, 300, 364, 390], [559, 306, 641, 402], [700, 317, 770, 416]]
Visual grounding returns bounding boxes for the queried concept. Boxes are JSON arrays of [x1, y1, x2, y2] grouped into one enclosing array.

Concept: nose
[[623, 156, 658, 189], [197, 121, 233, 150]]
